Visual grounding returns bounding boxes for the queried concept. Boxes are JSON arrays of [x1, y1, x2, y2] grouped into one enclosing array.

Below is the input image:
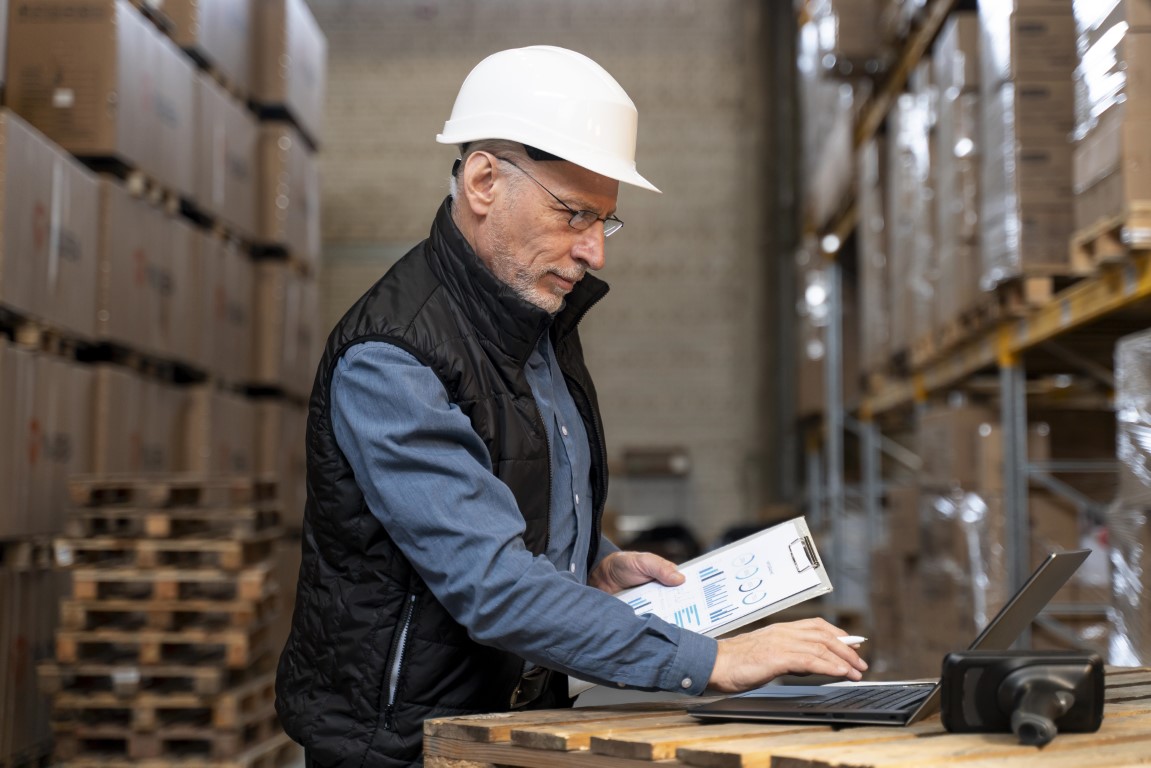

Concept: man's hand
[[588, 551, 685, 594], [708, 618, 868, 693]]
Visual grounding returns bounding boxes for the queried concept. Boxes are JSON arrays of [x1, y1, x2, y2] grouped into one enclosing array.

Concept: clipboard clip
[[789, 536, 821, 572]]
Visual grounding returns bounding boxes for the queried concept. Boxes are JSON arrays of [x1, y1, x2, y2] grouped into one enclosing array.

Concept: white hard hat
[[437, 46, 660, 193]]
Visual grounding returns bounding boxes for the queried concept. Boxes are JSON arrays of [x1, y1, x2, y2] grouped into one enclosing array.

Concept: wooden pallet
[[69, 563, 273, 603], [51, 672, 276, 731], [59, 591, 279, 632], [38, 661, 251, 698], [1071, 203, 1151, 273], [55, 624, 269, 670], [423, 668, 1151, 768], [65, 503, 282, 541], [53, 704, 281, 761], [69, 475, 278, 510], [55, 527, 281, 570], [54, 730, 298, 768]]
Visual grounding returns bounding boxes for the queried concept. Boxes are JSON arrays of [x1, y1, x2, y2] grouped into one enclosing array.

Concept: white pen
[[837, 635, 867, 646]]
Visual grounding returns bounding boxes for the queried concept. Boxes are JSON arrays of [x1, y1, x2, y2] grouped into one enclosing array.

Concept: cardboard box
[[181, 386, 257, 475], [980, 2, 1077, 87], [193, 74, 258, 240], [0, 110, 100, 338], [917, 404, 997, 489], [885, 485, 920, 556], [252, 0, 328, 147], [857, 138, 890, 374], [252, 262, 320, 397], [0, 344, 35, 539], [255, 400, 308, 529], [796, 258, 860, 416], [90, 364, 144, 475], [205, 236, 254, 383], [6, 0, 196, 199], [257, 123, 321, 270], [1073, 104, 1151, 229], [96, 179, 194, 359], [164, 0, 252, 95]]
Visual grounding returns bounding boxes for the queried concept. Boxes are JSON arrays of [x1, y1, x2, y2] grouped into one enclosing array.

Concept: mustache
[[550, 266, 587, 282]]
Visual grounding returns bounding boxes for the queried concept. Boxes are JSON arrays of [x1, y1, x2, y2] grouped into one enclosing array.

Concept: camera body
[[941, 650, 1104, 743]]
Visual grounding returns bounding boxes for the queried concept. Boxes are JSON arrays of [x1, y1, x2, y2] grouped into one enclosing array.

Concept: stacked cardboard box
[[856, 138, 891, 376], [1071, 1, 1151, 230], [806, 0, 892, 76], [180, 386, 259, 476], [193, 74, 259, 241], [932, 12, 983, 333], [256, 401, 308, 529], [0, 111, 100, 338], [251, 0, 328, 148], [7, 0, 197, 200], [251, 261, 321, 399], [257, 122, 322, 272], [885, 82, 934, 358], [0, 344, 93, 539], [798, 18, 862, 229], [979, 0, 1078, 288], [161, 0, 253, 96]]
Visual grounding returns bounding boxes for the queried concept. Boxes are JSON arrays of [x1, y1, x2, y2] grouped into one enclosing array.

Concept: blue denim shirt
[[331, 338, 717, 694]]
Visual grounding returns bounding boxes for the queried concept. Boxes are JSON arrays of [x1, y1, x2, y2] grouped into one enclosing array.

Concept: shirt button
[[561, 425, 569, 436], [681, 677, 693, 689], [570, 563, 576, 573], [617, 682, 626, 688], [574, 494, 580, 505]]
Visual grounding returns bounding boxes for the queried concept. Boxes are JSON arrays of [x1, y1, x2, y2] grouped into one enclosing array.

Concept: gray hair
[[449, 139, 529, 201]]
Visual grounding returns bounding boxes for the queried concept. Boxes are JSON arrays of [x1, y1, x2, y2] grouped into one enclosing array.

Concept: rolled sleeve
[[330, 341, 718, 693]]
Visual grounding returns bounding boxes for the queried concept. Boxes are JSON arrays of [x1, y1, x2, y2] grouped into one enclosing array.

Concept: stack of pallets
[[38, 475, 299, 767]]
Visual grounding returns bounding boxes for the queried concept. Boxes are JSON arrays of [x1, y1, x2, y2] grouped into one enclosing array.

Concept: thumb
[[639, 553, 685, 586]]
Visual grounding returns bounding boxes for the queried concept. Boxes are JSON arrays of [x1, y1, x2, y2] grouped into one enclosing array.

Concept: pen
[[837, 635, 867, 646]]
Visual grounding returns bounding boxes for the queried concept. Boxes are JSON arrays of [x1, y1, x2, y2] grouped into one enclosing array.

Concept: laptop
[[688, 548, 1091, 726]]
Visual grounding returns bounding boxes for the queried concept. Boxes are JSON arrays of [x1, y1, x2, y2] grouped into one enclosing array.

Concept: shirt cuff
[[661, 628, 718, 696]]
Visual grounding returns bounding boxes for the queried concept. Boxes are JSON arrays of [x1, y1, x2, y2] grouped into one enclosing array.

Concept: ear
[[459, 151, 500, 217]]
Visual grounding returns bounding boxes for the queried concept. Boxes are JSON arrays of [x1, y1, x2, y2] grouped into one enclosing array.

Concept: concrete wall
[[308, 0, 771, 544]]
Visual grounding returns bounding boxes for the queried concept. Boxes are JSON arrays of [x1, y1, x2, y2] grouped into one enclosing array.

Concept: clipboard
[[569, 516, 832, 696]]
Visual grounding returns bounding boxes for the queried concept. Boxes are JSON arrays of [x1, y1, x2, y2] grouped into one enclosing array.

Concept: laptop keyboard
[[793, 685, 930, 711]]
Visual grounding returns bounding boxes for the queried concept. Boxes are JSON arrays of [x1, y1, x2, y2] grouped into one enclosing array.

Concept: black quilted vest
[[275, 199, 610, 767]]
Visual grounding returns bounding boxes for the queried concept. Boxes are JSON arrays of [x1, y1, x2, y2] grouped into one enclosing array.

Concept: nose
[[572, 224, 607, 271]]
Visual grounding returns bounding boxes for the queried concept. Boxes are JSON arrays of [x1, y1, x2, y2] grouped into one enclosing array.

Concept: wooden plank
[[591, 722, 822, 761], [423, 734, 688, 767], [424, 700, 709, 743], [769, 713, 1151, 768], [675, 721, 942, 768], [511, 713, 707, 751]]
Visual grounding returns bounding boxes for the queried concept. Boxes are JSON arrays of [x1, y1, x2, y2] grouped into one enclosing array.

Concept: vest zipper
[[383, 593, 417, 732]]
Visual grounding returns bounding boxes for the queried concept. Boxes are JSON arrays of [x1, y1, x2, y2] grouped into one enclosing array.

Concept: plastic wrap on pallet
[[919, 489, 1003, 650], [979, 0, 1078, 289], [1109, 327, 1151, 665], [933, 14, 983, 328], [798, 19, 858, 228], [805, 0, 891, 76], [885, 90, 933, 355], [857, 138, 890, 374], [1073, 0, 1151, 137]]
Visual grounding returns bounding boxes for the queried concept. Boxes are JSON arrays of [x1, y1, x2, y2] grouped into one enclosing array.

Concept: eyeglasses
[[496, 157, 624, 237]]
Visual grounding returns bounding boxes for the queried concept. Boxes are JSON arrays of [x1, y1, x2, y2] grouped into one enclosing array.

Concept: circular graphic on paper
[[742, 591, 768, 605], [738, 579, 763, 592], [735, 566, 759, 580], [732, 553, 755, 567]]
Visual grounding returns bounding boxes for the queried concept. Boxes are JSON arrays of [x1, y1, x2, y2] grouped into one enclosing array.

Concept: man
[[275, 46, 866, 767]]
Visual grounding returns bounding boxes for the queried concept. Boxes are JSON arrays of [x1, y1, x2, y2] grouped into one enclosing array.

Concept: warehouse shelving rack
[[798, 0, 1131, 650]]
